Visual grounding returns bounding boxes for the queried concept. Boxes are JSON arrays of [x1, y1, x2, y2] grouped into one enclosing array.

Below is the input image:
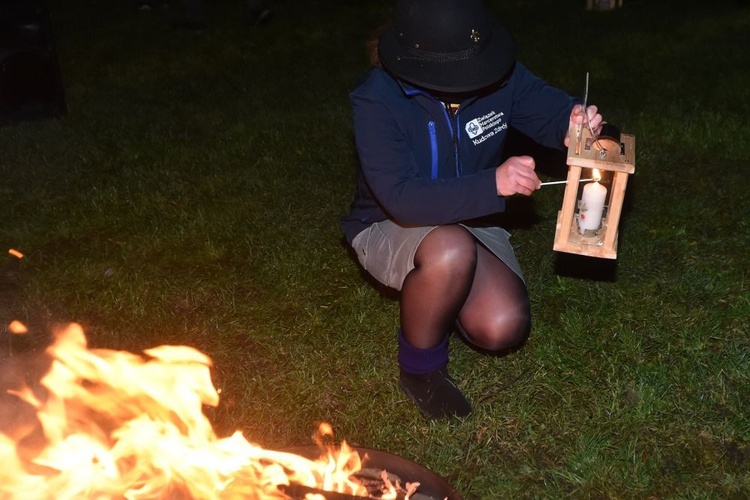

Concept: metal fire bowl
[[283, 446, 463, 500]]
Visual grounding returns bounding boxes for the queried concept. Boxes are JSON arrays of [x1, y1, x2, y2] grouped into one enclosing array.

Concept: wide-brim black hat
[[378, 0, 516, 94]]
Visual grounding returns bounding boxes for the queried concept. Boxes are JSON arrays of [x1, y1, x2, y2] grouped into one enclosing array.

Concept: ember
[[0, 323, 418, 499]]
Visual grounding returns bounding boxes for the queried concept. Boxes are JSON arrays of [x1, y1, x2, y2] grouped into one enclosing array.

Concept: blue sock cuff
[[398, 328, 449, 375]]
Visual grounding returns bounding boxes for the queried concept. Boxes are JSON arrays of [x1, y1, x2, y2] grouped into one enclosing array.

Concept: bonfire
[[0, 323, 419, 499]]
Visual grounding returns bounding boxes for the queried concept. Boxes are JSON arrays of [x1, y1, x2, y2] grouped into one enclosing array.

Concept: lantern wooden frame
[[553, 124, 636, 259]]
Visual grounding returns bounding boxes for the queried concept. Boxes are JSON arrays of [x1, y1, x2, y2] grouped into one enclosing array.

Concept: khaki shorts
[[351, 220, 524, 291]]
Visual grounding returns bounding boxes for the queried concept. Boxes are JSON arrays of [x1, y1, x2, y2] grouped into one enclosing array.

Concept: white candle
[[578, 176, 607, 233]]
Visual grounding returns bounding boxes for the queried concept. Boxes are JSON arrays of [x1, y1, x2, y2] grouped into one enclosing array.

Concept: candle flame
[[592, 169, 602, 182]]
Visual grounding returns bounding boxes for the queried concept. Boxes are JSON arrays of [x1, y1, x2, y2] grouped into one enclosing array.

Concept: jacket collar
[[395, 75, 479, 109]]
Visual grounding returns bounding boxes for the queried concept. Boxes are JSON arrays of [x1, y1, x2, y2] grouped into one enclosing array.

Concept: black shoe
[[399, 368, 472, 420], [247, 4, 272, 26]]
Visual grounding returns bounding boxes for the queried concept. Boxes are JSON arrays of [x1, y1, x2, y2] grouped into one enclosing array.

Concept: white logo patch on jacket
[[465, 111, 507, 145]]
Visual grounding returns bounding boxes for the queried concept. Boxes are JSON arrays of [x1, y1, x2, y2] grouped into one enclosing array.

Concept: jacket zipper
[[444, 103, 461, 177], [454, 113, 461, 177], [428, 121, 438, 180]]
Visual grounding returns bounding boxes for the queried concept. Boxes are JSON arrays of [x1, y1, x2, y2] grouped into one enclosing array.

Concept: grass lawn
[[1, 0, 749, 497]]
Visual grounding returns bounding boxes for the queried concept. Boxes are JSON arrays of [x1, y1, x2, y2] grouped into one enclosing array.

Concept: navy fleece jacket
[[340, 63, 576, 244]]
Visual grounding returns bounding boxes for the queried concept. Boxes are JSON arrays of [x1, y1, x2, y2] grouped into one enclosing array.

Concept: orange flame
[[0, 324, 403, 499], [7, 320, 28, 335], [592, 169, 602, 182]]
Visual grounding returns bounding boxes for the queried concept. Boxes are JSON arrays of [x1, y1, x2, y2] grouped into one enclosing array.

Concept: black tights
[[400, 225, 531, 352]]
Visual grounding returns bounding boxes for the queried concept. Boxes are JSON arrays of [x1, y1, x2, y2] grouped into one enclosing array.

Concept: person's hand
[[495, 155, 540, 197], [565, 104, 604, 147]]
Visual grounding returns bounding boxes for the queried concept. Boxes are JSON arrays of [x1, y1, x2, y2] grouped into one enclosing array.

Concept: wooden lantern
[[553, 123, 635, 259]]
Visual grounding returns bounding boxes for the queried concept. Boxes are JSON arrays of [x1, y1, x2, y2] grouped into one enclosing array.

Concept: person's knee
[[460, 307, 531, 353], [415, 226, 476, 275], [488, 311, 531, 351]]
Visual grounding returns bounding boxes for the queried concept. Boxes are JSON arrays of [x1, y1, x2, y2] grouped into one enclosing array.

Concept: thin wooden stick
[[540, 178, 594, 186]]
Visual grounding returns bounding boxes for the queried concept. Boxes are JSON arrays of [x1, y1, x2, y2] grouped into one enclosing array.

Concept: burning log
[[282, 483, 394, 500], [282, 468, 418, 499], [284, 447, 460, 500]]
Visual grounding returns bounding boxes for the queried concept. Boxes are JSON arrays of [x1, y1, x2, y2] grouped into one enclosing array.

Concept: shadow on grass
[[554, 252, 618, 282]]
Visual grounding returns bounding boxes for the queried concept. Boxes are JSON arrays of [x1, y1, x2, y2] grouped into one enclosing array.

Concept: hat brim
[[378, 21, 516, 94]]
